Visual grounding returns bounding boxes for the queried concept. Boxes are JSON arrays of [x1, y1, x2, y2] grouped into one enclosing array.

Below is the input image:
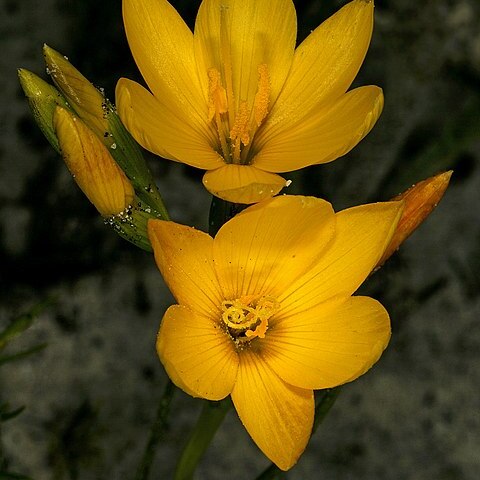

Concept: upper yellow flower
[[148, 195, 403, 469], [117, 0, 383, 204]]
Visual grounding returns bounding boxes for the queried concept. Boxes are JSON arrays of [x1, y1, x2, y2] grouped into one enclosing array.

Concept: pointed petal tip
[[376, 171, 453, 268]]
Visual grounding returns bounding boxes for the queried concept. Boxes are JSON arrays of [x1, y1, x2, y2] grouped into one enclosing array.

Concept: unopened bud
[[376, 171, 453, 268], [44, 44, 108, 137], [53, 107, 134, 217], [18, 68, 71, 153]]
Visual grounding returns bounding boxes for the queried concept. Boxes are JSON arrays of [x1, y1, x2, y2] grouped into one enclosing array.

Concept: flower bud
[[44, 44, 108, 138], [376, 171, 453, 268], [43, 45, 169, 220], [18, 68, 71, 153], [53, 106, 135, 217]]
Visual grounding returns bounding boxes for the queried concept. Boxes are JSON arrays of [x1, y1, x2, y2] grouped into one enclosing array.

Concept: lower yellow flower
[[148, 196, 403, 470]]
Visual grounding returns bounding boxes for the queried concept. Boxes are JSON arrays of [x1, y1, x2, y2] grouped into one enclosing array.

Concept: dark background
[[1, 0, 479, 478]]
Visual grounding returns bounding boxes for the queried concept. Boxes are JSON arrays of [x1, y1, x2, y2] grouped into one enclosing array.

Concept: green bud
[[17, 68, 71, 153]]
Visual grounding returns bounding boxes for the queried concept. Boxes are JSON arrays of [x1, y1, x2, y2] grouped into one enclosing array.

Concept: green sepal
[[105, 197, 167, 252], [104, 99, 169, 220]]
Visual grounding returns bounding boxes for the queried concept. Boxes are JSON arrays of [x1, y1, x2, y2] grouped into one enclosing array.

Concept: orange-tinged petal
[[254, 86, 384, 172], [194, 0, 296, 114], [202, 164, 286, 204], [122, 0, 209, 129], [116, 78, 223, 169], [264, 296, 391, 390], [264, 0, 374, 136], [377, 170, 453, 268], [148, 219, 223, 318], [157, 305, 238, 400], [231, 349, 313, 470], [53, 107, 134, 216], [279, 201, 403, 317], [213, 195, 336, 300]]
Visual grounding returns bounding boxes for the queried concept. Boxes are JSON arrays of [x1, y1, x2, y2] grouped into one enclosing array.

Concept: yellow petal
[[157, 305, 238, 400], [116, 78, 223, 169], [194, 0, 296, 113], [213, 195, 336, 300], [123, 0, 208, 127], [279, 201, 403, 317], [231, 349, 313, 471], [264, 296, 391, 389], [53, 107, 134, 216], [202, 164, 286, 204], [254, 86, 384, 172], [148, 219, 223, 318], [43, 45, 107, 137], [263, 0, 374, 134]]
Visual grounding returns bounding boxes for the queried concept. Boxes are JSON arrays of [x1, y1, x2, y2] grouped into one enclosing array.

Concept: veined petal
[[231, 349, 313, 471], [264, 296, 391, 390], [213, 195, 336, 300], [202, 164, 286, 204], [194, 0, 296, 113], [263, 0, 374, 136], [279, 201, 403, 317], [148, 219, 223, 318], [254, 86, 384, 172], [123, 0, 209, 128], [157, 305, 238, 400], [116, 78, 223, 170]]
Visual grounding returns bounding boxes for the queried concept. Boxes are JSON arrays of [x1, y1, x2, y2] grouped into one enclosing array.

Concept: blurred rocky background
[[1, 0, 479, 478]]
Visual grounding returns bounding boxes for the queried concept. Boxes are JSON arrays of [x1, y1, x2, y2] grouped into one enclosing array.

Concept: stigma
[[221, 295, 279, 345]]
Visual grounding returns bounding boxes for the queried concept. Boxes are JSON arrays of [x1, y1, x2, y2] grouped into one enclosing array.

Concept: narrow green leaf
[[0, 344, 47, 367], [0, 406, 25, 423], [0, 298, 53, 350]]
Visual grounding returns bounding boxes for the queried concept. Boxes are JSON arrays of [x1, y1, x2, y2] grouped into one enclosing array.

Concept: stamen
[[230, 101, 250, 163], [221, 295, 280, 344], [239, 64, 271, 164], [207, 68, 228, 121], [253, 64, 270, 126], [207, 68, 229, 160]]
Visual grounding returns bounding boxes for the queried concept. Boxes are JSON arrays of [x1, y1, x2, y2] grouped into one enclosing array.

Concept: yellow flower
[[54, 107, 135, 217], [148, 195, 403, 469], [117, 0, 383, 204]]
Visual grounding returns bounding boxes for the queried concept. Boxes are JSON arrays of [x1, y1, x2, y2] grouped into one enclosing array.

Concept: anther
[[253, 64, 270, 126]]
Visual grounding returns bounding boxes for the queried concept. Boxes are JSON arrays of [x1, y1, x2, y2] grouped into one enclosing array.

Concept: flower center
[[207, 7, 270, 166], [221, 295, 279, 344]]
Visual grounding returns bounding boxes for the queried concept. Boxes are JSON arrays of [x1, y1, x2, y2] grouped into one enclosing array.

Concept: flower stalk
[[134, 380, 176, 480], [174, 398, 232, 480]]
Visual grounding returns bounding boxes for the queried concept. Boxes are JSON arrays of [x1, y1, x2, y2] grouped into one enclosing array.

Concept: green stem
[[134, 380, 175, 480], [312, 387, 341, 432], [174, 398, 232, 480], [208, 197, 245, 236]]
